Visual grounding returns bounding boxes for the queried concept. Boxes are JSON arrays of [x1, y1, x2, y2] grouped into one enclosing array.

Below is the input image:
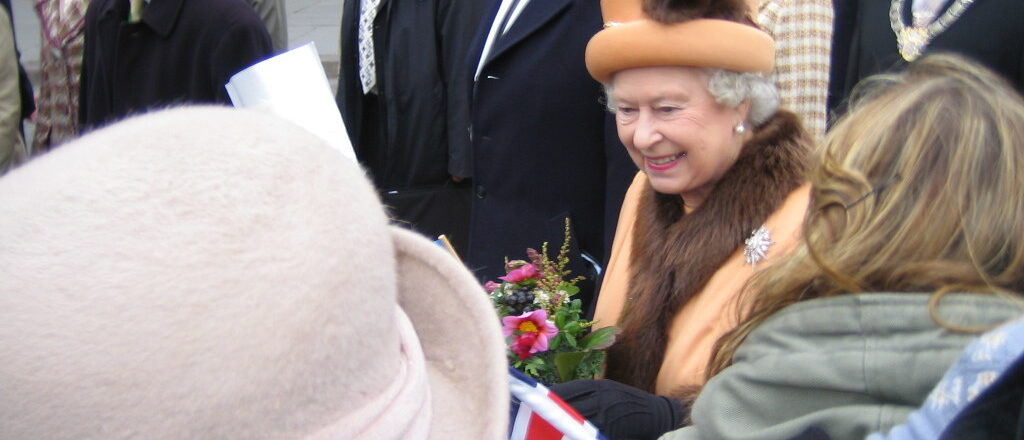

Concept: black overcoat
[[80, 0, 273, 129], [336, 0, 484, 188]]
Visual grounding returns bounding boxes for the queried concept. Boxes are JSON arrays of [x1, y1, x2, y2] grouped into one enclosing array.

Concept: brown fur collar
[[643, 0, 749, 24], [604, 110, 811, 394]]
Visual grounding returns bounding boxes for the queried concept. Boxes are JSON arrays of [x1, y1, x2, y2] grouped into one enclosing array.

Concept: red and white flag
[[508, 368, 607, 440]]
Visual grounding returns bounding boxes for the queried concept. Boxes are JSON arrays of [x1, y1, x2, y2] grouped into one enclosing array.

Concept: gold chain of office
[[889, 0, 975, 61]]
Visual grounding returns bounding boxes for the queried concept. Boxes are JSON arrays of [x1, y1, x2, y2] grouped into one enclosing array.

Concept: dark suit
[[462, 0, 635, 312]]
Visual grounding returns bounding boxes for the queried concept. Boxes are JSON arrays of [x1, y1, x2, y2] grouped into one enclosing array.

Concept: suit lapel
[[482, 0, 573, 66], [375, 0, 394, 22], [467, 0, 503, 76]]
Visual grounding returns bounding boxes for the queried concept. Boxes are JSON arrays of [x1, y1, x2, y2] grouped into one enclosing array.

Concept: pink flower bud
[[499, 263, 539, 283]]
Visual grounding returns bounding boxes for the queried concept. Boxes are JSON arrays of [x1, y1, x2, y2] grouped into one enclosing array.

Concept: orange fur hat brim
[[585, 18, 775, 83]]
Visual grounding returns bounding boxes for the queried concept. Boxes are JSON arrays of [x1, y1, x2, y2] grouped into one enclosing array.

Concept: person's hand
[[549, 379, 687, 440]]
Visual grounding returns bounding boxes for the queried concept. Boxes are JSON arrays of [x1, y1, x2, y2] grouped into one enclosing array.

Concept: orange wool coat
[[596, 172, 811, 394]]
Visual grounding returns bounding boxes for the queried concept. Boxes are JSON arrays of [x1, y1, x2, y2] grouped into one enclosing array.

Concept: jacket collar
[[99, 0, 185, 38], [140, 0, 185, 38]]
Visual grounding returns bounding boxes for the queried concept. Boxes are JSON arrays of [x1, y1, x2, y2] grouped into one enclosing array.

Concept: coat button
[[475, 185, 487, 199]]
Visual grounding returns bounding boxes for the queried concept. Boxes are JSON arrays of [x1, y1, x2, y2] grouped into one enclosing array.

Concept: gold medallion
[[890, 0, 975, 63], [897, 27, 929, 61]]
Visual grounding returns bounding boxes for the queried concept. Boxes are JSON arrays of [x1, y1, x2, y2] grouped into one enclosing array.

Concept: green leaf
[[564, 332, 578, 349], [573, 351, 606, 380], [524, 364, 539, 377], [564, 321, 582, 335], [562, 284, 580, 296], [554, 351, 586, 383], [523, 357, 545, 377], [555, 308, 568, 329], [564, 300, 581, 314], [548, 333, 562, 351], [580, 326, 621, 350]]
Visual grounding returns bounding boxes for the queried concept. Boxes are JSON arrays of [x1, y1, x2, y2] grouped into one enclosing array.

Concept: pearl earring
[[734, 123, 746, 134]]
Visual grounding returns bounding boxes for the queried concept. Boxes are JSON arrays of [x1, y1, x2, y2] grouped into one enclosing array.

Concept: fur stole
[[604, 110, 810, 395]]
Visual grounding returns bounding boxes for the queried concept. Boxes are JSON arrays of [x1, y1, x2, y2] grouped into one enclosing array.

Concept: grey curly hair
[[603, 68, 780, 127]]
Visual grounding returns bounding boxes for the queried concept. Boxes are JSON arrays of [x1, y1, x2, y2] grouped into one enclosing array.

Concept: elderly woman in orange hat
[[549, 0, 814, 437]]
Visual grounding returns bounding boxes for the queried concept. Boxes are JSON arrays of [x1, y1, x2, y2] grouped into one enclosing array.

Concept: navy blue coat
[[461, 0, 635, 311]]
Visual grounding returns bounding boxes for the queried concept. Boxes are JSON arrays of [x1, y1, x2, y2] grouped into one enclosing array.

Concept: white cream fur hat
[[0, 107, 509, 439]]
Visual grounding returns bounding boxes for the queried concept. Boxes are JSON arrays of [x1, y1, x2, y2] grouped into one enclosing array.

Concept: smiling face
[[611, 66, 750, 210]]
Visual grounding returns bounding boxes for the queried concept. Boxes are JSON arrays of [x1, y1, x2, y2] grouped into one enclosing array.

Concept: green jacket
[[661, 293, 1024, 440]]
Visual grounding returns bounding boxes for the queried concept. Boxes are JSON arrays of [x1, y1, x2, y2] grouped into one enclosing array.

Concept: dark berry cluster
[[504, 287, 537, 316]]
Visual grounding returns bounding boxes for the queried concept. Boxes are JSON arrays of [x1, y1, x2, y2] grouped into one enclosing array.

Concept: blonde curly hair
[[708, 54, 1024, 377]]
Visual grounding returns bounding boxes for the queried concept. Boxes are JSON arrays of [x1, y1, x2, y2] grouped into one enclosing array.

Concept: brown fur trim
[[604, 110, 811, 392], [643, 0, 749, 23]]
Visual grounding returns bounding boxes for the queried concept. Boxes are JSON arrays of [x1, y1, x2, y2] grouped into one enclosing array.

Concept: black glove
[[549, 379, 687, 440]]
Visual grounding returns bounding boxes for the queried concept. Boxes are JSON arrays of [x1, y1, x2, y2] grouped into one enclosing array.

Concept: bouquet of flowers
[[485, 219, 618, 384]]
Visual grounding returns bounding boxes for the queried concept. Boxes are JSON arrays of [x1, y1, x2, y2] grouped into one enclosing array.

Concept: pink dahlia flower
[[510, 333, 539, 360], [502, 310, 558, 360]]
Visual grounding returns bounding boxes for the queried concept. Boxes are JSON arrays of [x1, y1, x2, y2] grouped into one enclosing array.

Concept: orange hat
[[585, 0, 775, 82]]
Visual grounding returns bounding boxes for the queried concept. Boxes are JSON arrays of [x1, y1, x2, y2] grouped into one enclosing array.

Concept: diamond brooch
[[744, 226, 774, 267]]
